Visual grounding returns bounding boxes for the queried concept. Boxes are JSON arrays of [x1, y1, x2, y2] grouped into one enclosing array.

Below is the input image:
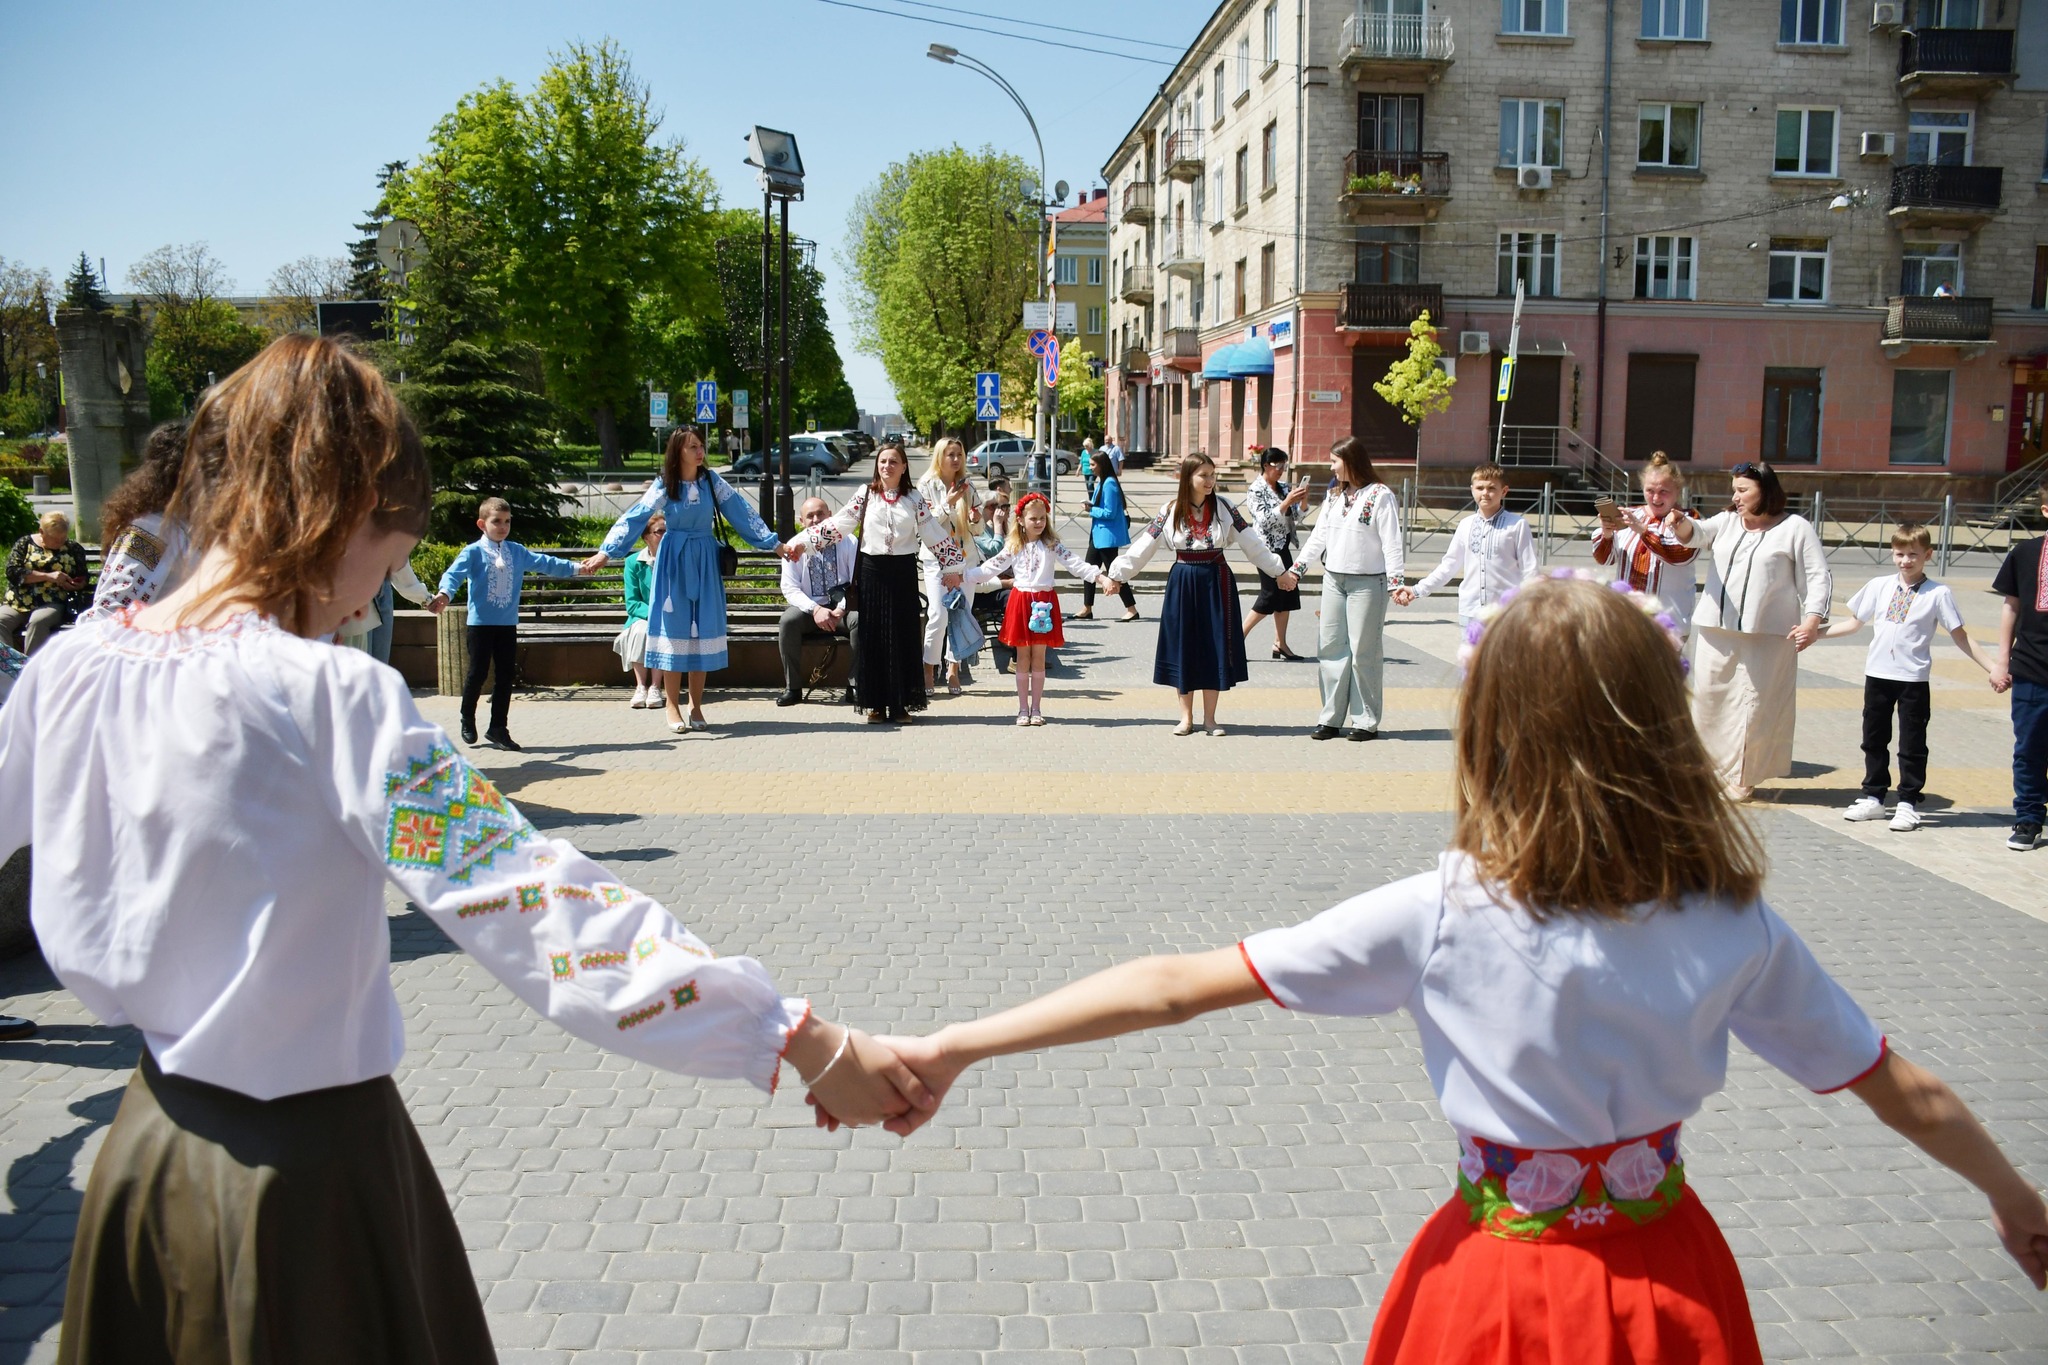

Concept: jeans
[[1315, 570, 1389, 731], [462, 625, 519, 731], [2013, 678, 2048, 826], [1861, 676, 1931, 805]]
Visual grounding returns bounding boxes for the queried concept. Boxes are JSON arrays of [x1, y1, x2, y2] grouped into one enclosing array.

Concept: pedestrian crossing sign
[[694, 380, 718, 424], [974, 371, 1001, 421]]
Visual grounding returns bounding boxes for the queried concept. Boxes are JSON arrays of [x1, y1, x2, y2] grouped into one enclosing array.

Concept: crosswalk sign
[[1494, 357, 1516, 403], [694, 380, 718, 424], [974, 371, 1001, 421]]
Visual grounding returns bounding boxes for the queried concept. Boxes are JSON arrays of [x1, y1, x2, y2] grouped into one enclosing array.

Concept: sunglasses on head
[[1730, 461, 1767, 478]]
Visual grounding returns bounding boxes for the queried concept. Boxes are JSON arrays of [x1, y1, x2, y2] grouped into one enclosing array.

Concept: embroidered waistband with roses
[[1456, 1121, 1686, 1242]]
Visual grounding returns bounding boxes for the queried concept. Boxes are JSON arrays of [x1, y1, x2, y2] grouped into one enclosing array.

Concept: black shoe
[[484, 729, 522, 752], [888, 707, 912, 724], [1348, 728, 1379, 741], [2009, 821, 2042, 851], [776, 690, 803, 707], [459, 720, 479, 745], [1311, 725, 1343, 741], [0, 1015, 35, 1042], [839, 688, 858, 706]]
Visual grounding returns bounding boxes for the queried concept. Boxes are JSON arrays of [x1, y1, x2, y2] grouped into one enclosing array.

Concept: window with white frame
[[1503, 0, 1567, 35], [1192, 176, 1206, 225], [1235, 145, 1250, 209], [1237, 36, 1251, 94], [1635, 235, 1697, 298], [1643, 0, 1705, 39], [1498, 231, 1561, 295], [1767, 238, 1829, 302], [1907, 109, 1971, 166], [1192, 276, 1206, 324], [1901, 241, 1961, 295], [1211, 167, 1226, 223], [1195, 85, 1205, 128], [1087, 305, 1104, 335], [1779, 0, 1843, 45], [1264, 2, 1280, 62], [1638, 103, 1700, 168], [1773, 107, 1837, 176], [1214, 61, 1227, 118], [1262, 121, 1278, 191], [1055, 255, 1078, 286], [1087, 256, 1102, 286], [1500, 99, 1565, 167]]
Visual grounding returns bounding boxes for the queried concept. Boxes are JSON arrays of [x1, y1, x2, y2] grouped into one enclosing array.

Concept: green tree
[[347, 161, 408, 301], [0, 262, 56, 417], [842, 146, 1039, 437], [1055, 337, 1103, 439], [62, 253, 107, 311], [126, 242, 267, 409], [1372, 311, 1456, 426]]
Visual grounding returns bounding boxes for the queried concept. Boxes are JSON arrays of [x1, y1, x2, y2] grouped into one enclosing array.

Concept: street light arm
[[945, 51, 1046, 196]]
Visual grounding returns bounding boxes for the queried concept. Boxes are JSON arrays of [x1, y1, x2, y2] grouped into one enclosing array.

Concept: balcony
[[1119, 263, 1156, 304], [1165, 129, 1204, 182], [1340, 150, 1451, 222], [1121, 181, 1155, 224], [1161, 234, 1204, 280], [1121, 345, 1153, 375], [1898, 27, 2016, 99], [1882, 295, 1993, 355], [1887, 163, 2002, 229], [1339, 6, 1453, 82], [1160, 328, 1204, 371], [1339, 281, 1445, 332]]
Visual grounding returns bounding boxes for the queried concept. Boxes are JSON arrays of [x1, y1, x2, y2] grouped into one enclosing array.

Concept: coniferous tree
[[347, 161, 408, 302], [62, 253, 107, 311]]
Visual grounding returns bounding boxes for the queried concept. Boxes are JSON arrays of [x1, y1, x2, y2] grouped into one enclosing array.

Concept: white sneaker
[[630, 685, 648, 708], [1843, 796, 1886, 822], [1888, 802, 1921, 832]]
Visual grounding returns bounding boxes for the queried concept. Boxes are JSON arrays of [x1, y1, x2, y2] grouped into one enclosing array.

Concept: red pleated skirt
[[1000, 588, 1066, 648], [1364, 1188, 1761, 1365]]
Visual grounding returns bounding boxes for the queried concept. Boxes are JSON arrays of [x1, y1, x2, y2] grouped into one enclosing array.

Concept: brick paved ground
[[1, 575, 2044, 1363]]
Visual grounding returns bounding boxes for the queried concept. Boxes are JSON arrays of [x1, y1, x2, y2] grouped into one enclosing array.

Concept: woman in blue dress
[[586, 429, 784, 733]]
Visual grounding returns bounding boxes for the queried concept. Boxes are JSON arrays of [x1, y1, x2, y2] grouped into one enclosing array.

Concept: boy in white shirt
[[1829, 525, 1997, 831], [1393, 463, 1538, 622]]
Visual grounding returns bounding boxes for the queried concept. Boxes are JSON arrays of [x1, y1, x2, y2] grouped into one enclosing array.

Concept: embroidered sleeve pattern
[[1052, 541, 1099, 583], [806, 488, 864, 551], [714, 473, 782, 550], [600, 483, 666, 560], [914, 494, 967, 570]]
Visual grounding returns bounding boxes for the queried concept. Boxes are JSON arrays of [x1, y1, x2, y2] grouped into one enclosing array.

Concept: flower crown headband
[[1014, 491, 1050, 515], [1458, 568, 1690, 675]]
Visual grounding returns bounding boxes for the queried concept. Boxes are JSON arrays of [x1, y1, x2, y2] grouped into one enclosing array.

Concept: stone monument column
[[55, 309, 152, 542]]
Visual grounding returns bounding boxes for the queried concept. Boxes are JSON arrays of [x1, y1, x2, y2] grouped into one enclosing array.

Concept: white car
[[966, 437, 1077, 480]]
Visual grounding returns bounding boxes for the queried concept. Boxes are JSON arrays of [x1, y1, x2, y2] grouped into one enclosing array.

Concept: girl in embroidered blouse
[[0, 336, 933, 1362], [917, 438, 982, 697], [962, 492, 1104, 726], [870, 577, 2047, 1365]]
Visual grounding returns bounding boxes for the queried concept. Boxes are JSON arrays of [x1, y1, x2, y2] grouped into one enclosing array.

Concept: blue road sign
[[649, 391, 669, 424], [974, 371, 1001, 421], [1041, 345, 1061, 387], [1025, 329, 1056, 358], [694, 379, 718, 424]]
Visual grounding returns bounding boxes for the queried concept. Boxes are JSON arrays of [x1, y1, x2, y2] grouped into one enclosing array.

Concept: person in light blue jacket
[[1076, 462, 1138, 621], [582, 429, 784, 733]]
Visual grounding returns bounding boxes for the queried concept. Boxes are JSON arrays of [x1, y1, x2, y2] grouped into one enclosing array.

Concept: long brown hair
[[1330, 436, 1377, 489], [661, 427, 708, 500], [1169, 453, 1216, 533], [167, 334, 430, 634], [869, 441, 914, 495], [1453, 576, 1764, 919], [100, 419, 189, 544]]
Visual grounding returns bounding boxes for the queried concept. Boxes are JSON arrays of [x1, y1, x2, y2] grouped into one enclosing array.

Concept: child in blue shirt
[[428, 497, 585, 750]]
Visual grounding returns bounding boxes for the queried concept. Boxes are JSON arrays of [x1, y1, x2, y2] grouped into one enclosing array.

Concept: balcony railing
[[1341, 149, 1452, 218], [1161, 234, 1204, 279], [1121, 345, 1153, 374], [1119, 263, 1156, 304], [1121, 181, 1155, 223], [1898, 27, 2015, 95], [1339, 281, 1445, 330], [1883, 295, 1993, 345], [1887, 163, 2002, 222], [1165, 129, 1204, 181], [1160, 328, 1203, 369], [1339, 7, 1454, 73]]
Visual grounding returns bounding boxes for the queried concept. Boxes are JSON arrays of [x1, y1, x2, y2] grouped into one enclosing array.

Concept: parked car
[[816, 428, 874, 460], [731, 436, 842, 478], [966, 437, 1076, 480]]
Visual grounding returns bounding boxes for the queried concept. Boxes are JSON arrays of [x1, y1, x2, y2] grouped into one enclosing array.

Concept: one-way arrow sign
[[974, 370, 1001, 421]]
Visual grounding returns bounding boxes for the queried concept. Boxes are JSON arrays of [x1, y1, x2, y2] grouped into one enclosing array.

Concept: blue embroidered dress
[[600, 474, 779, 673]]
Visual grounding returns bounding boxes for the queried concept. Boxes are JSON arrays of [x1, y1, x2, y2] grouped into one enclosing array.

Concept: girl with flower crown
[[870, 574, 2048, 1365], [961, 492, 1104, 726]]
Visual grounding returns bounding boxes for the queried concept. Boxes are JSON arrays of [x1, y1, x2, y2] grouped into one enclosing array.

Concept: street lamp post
[[744, 127, 806, 537]]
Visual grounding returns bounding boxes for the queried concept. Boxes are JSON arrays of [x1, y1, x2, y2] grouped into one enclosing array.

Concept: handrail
[[1558, 426, 1634, 497], [1992, 451, 2048, 515]]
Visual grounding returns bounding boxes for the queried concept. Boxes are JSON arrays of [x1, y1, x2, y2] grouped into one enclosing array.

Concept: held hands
[[1990, 666, 2013, 694], [1787, 620, 1822, 652], [1276, 571, 1300, 593], [778, 539, 806, 561], [578, 552, 608, 576], [789, 1017, 937, 1131], [941, 573, 964, 590], [1391, 586, 1416, 607], [427, 592, 450, 616]]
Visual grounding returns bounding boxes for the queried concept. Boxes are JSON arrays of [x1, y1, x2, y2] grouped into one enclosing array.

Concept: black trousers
[[777, 606, 859, 696], [462, 625, 519, 730], [1862, 675, 1932, 804], [1082, 546, 1135, 609]]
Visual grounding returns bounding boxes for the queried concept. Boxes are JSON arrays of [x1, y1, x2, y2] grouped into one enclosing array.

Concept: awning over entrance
[[1201, 345, 1242, 380], [1227, 338, 1275, 377]]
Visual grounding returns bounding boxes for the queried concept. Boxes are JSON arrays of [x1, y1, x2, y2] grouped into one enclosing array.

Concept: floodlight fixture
[[745, 127, 806, 198], [928, 43, 959, 63]]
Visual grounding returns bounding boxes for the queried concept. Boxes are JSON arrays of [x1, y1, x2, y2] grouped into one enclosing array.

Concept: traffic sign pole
[[1494, 279, 1525, 464]]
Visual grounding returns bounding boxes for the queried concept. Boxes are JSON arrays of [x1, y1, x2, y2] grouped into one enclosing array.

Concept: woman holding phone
[[1592, 451, 1699, 632]]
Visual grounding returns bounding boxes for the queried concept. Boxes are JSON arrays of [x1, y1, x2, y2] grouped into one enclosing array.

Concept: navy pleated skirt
[[1154, 558, 1249, 693]]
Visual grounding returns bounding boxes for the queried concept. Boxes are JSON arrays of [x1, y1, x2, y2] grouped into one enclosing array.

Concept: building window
[[1192, 177, 1206, 225], [1773, 107, 1837, 176], [1237, 36, 1251, 94], [1195, 86, 1205, 128], [2033, 246, 2048, 308], [1643, 0, 1706, 39], [1889, 369, 1952, 465], [1503, 0, 1567, 34], [1192, 276, 1206, 324], [1087, 256, 1103, 286], [1214, 61, 1228, 117], [1635, 235, 1697, 299], [1234, 259, 1248, 316], [1260, 244, 1277, 307], [1779, 0, 1843, 44], [1901, 241, 1961, 296], [1907, 109, 1972, 166], [1055, 256, 1078, 286], [1360, 93, 1423, 154], [1211, 167, 1226, 223], [1762, 367, 1823, 463], [1767, 238, 1829, 302], [1357, 226, 1422, 283], [1637, 103, 1700, 168], [1497, 231, 1561, 296], [1086, 305, 1104, 335], [1500, 99, 1565, 168], [1261, 121, 1279, 191], [1235, 145, 1250, 209], [1213, 270, 1225, 315], [1264, 1, 1280, 62]]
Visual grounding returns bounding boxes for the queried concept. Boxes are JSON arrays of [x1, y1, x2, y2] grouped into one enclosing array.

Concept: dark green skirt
[[59, 1052, 492, 1365]]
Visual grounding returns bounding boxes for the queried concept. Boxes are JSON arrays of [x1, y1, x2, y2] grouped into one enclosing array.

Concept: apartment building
[[1051, 189, 1111, 438], [1103, 0, 2048, 493]]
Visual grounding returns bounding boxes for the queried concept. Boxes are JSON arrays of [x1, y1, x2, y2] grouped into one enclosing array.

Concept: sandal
[[1172, 720, 1195, 736]]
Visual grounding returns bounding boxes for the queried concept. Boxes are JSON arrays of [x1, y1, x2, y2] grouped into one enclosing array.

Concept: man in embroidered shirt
[[776, 498, 860, 708], [1990, 479, 2048, 850]]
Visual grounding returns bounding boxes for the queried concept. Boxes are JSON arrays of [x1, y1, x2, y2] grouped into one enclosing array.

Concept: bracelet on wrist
[[798, 1025, 853, 1089]]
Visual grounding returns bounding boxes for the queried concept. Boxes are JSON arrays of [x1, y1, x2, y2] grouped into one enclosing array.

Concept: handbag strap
[[705, 471, 732, 542]]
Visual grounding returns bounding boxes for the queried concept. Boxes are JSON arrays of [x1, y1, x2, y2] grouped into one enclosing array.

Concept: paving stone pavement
[[0, 601, 2044, 1363]]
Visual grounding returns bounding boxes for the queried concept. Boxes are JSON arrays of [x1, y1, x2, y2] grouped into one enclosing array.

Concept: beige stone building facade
[[1104, 0, 2048, 498]]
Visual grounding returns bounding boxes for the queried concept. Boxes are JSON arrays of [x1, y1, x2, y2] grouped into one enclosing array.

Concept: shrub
[[409, 541, 462, 596], [0, 481, 37, 544]]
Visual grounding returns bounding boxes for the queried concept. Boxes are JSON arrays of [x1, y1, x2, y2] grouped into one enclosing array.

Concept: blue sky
[[1, 0, 1198, 411]]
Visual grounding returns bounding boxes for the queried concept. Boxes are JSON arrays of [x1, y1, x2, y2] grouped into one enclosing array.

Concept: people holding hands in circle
[[1288, 438, 1402, 741], [961, 491, 1105, 725]]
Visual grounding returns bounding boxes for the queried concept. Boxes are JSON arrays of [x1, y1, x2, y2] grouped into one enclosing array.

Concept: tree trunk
[[594, 403, 620, 466]]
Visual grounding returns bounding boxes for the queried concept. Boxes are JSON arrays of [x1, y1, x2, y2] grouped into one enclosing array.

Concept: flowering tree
[[1371, 310, 1455, 426]]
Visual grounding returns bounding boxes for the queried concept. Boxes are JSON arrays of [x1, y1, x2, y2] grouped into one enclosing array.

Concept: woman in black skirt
[[783, 443, 967, 724], [1104, 453, 1297, 735], [1241, 446, 1309, 658]]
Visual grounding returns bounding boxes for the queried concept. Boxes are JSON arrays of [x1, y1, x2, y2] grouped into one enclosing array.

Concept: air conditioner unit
[[1871, 0, 1904, 27], [1860, 130, 1896, 159], [1517, 165, 1554, 191], [1460, 330, 1492, 355]]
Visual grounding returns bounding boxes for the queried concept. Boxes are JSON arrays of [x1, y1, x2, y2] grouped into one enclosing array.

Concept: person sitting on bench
[[777, 497, 860, 707]]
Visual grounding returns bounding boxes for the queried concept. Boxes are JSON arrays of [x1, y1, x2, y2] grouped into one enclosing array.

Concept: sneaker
[[1888, 802, 1921, 832], [0, 1015, 36, 1042], [776, 690, 803, 707], [2009, 821, 2042, 851], [484, 729, 522, 752], [630, 685, 649, 709], [459, 720, 479, 745], [1843, 796, 1886, 822]]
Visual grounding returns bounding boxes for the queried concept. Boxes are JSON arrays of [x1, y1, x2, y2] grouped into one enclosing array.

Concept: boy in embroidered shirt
[[1394, 463, 1537, 623], [1831, 525, 1997, 832], [429, 497, 586, 750]]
